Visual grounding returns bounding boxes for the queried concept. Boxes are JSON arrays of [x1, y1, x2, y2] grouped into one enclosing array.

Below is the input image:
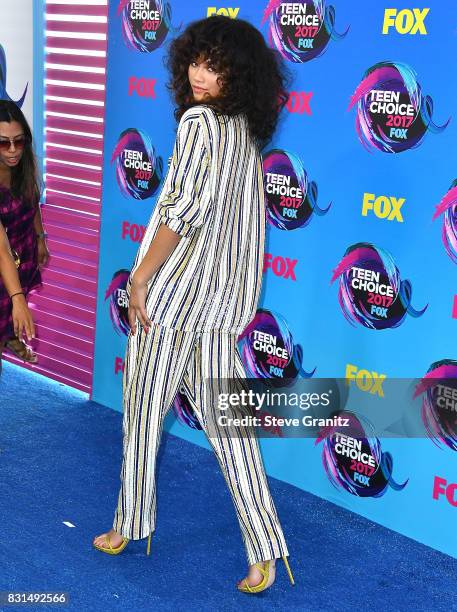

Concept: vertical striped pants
[[112, 322, 289, 565]]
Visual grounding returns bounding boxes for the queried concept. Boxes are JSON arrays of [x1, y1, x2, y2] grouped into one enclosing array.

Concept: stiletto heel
[[146, 532, 152, 556], [282, 556, 295, 585]]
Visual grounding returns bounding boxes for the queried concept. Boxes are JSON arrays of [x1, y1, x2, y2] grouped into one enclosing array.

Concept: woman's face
[[0, 120, 26, 171], [188, 56, 222, 101]]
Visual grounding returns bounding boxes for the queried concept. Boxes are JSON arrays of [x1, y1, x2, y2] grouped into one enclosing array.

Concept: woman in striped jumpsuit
[[93, 15, 294, 594]]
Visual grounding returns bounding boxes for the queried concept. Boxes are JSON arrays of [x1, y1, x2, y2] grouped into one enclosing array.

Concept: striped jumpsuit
[[112, 105, 289, 565]]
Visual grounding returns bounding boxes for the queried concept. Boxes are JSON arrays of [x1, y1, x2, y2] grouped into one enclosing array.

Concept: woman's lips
[[192, 85, 207, 93]]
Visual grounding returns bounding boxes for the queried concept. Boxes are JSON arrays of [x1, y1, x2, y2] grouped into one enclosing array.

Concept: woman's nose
[[194, 66, 205, 81]]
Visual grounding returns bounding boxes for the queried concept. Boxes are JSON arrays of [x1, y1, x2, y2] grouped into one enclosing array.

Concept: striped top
[[127, 104, 266, 334]]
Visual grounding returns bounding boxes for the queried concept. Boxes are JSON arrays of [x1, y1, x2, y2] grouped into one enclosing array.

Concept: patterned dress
[[0, 185, 42, 341]]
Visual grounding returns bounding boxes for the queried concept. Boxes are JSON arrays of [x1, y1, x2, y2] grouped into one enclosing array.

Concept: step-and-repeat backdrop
[[92, 1, 457, 559]]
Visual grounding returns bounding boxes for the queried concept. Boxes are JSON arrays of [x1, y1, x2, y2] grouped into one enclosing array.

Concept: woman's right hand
[[11, 294, 35, 342], [127, 274, 152, 336]]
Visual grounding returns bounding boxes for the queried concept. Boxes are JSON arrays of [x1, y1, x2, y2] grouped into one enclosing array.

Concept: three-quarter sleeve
[[157, 111, 212, 238]]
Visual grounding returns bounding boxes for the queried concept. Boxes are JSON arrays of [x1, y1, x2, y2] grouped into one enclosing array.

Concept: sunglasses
[[0, 135, 29, 152]]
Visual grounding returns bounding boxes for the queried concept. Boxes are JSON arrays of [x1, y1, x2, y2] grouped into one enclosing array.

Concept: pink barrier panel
[[45, 52, 106, 70], [46, 84, 105, 104], [45, 99, 105, 119], [30, 306, 94, 341], [45, 190, 101, 215], [47, 253, 97, 278], [46, 36, 107, 52], [38, 280, 96, 311], [35, 338, 94, 371], [43, 224, 99, 249], [45, 237, 99, 265], [45, 176, 102, 201], [41, 268, 97, 294], [45, 116, 104, 136], [12, 1, 108, 394], [31, 322, 93, 355], [42, 205, 100, 232], [45, 161, 103, 185], [46, 68, 106, 87], [46, 21, 107, 35], [46, 4, 108, 17]]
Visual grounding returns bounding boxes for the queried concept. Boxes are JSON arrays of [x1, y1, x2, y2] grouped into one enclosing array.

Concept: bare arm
[[0, 221, 23, 296], [33, 201, 45, 235], [132, 222, 182, 286], [32, 201, 50, 267], [0, 221, 35, 340], [128, 223, 182, 335]]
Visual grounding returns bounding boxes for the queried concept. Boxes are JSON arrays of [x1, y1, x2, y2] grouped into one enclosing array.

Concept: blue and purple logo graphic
[[261, 0, 348, 63], [173, 385, 202, 431], [263, 149, 330, 230], [331, 242, 427, 330], [316, 411, 408, 497], [432, 180, 457, 264], [238, 309, 315, 385], [104, 269, 130, 336], [0, 44, 27, 106], [117, 0, 175, 52], [415, 360, 457, 451], [348, 61, 450, 153], [111, 129, 163, 200]]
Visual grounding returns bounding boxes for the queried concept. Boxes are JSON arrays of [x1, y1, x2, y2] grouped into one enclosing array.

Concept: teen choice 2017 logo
[[172, 384, 202, 432], [316, 411, 408, 497], [261, 0, 348, 63], [238, 308, 315, 385], [117, 0, 175, 52], [414, 360, 457, 451], [348, 61, 450, 153], [432, 180, 457, 264], [105, 269, 130, 336], [263, 149, 331, 230], [111, 129, 163, 200], [331, 242, 427, 330]]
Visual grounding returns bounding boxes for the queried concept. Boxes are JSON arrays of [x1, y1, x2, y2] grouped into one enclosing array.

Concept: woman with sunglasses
[[0, 100, 48, 371]]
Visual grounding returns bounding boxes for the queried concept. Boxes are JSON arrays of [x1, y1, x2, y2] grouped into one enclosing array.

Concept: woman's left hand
[[37, 237, 50, 268]]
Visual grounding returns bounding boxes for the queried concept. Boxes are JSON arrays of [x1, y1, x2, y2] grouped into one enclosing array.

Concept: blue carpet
[[1, 361, 457, 612]]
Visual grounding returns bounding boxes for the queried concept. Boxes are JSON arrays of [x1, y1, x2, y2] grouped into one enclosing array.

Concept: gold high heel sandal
[[237, 556, 295, 594], [93, 532, 153, 556]]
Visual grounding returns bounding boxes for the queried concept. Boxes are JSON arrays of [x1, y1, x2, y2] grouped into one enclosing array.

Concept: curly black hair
[[165, 15, 291, 149], [0, 100, 41, 209]]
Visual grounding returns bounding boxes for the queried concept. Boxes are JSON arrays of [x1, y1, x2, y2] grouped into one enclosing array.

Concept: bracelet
[[36, 231, 47, 239], [9, 291, 24, 300]]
